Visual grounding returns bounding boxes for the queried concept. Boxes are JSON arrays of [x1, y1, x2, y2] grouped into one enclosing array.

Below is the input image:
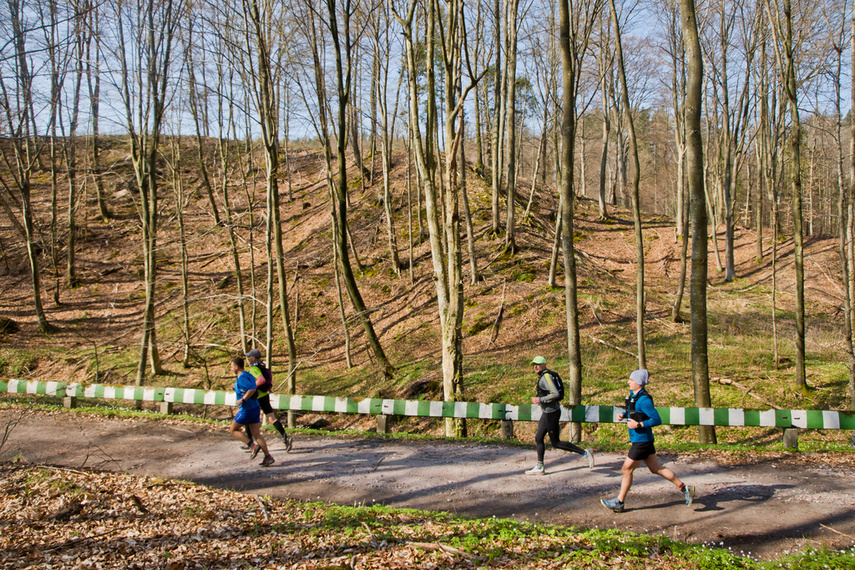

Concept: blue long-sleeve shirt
[[627, 390, 660, 443]]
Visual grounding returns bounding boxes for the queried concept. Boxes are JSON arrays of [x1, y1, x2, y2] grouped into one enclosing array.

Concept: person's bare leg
[[617, 458, 641, 502], [249, 423, 270, 456], [643, 454, 683, 488], [230, 421, 250, 445]]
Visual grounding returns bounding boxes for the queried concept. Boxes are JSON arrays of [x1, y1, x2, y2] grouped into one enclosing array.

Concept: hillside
[[0, 139, 850, 441]]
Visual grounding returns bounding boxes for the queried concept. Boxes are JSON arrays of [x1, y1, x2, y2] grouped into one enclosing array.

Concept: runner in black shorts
[[601, 369, 695, 513], [246, 349, 293, 452]]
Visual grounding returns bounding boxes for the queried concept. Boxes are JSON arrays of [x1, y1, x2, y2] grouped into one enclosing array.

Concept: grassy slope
[[0, 140, 851, 448]]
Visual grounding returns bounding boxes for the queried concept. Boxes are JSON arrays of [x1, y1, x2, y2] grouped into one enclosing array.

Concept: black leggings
[[535, 410, 584, 461]]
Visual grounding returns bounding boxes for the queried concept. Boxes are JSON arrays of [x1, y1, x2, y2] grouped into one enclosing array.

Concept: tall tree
[[371, 0, 404, 275], [397, 0, 482, 436], [766, 0, 807, 390], [84, 0, 111, 221], [847, 1, 855, 422], [558, 0, 601, 441], [503, 0, 521, 254], [681, 0, 716, 443], [239, 0, 301, 419], [655, 0, 690, 322], [608, 0, 645, 368], [184, 14, 221, 225], [596, 12, 614, 220], [0, 0, 57, 332], [491, 0, 504, 235], [112, 0, 187, 385], [702, 0, 758, 283], [325, 0, 394, 380], [63, 1, 87, 289]]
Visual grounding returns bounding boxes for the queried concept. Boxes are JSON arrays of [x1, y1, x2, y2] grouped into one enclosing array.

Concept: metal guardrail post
[[783, 428, 799, 449], [500, 420, 514, 440], [377, 415, 393, 434]]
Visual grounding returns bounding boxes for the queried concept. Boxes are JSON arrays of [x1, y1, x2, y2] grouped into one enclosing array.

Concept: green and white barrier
[[3, 379, 855, 430]]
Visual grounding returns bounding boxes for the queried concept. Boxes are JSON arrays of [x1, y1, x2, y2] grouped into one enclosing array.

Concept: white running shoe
[[585, 449, 595, 470]]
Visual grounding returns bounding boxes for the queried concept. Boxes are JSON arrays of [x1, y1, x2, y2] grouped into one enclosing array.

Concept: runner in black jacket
[[524, 356, 594, 475]]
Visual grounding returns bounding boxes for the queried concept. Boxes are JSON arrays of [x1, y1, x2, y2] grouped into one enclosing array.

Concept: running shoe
[[525, 463, 545, 475], [601, 497, 625, 513], [249, 443, 261, 460], [683, 484, 695, 506], [283, 433, 293, 452], [584, 449, 595, 470], [260, 455, 275, 467], [241, 440, 254, 451]]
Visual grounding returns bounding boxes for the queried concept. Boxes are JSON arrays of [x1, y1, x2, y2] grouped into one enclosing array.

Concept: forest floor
[[4, 408, 855, 562]]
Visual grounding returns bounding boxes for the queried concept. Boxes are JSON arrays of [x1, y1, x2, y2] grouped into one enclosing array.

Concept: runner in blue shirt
[[228, 356, 274, 466], [601, 369, 694, 512]]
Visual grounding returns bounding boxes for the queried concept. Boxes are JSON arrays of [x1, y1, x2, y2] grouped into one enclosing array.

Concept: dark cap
[[245, 348, 262, 359]]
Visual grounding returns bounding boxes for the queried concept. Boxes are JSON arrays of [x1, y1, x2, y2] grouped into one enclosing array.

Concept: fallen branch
[[808, 254, 844, 298], [43, 524, 136, 552], [712, 377, 779, 409], [583, 333, 638, 358], [488, 281, 506, 346], [254, 495, 269, 522], [39, 465, 94, 477], [820, 523, 855, 542], [408, 541, 481, 561]]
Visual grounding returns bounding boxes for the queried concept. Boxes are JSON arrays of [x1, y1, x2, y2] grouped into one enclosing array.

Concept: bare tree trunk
[[326, 0, 394, 380], [215, 61, 248, 353], [396, 0, 477, 436], [681, 0, 716, 443], [558, 0, 600, 442], [331, 208, 353, 368], [242, 0, 300, 422], [609, 0, 645, 368], [374, 2, 403, 276], [85, 4, 111, 221], [523, 131, 546, 220], [114, 0, 180, 385], [185, 20, 221, 225], [769, 0, 807, 390], [168, 137, 192, 367], [490, 0, 503, 235], [598, 26, 612, 221], [847, 11, 855, 419], [460, 112, 482, 285], [754, 144, 764, 262], [503, 0, 520, 254], [406, 124, 415, 283], [64, 24, 85, 290], [669, 0, 689, 321]]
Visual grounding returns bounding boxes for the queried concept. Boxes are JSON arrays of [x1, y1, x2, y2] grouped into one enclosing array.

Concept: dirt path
[[4, 410, 855, 560]]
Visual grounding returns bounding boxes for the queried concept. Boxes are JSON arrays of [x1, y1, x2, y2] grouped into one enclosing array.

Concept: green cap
[[531, 356, 547, 365]]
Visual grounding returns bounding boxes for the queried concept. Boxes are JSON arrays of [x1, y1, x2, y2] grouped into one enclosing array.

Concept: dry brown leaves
[[0, 462, 700, 570], [0, 463, 498, 569]]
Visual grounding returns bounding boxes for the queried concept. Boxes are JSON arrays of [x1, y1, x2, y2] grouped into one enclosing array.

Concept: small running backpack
[[547, 369, 565, 401], [255, 363, 273, 393]]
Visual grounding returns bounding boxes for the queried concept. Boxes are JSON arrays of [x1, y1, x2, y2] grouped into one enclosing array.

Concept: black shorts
[[257, 394, 274, 415], [628, 441, 656, 461]]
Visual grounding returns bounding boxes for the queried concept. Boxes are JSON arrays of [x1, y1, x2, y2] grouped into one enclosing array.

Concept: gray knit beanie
[[630, 369, 649, 387]]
